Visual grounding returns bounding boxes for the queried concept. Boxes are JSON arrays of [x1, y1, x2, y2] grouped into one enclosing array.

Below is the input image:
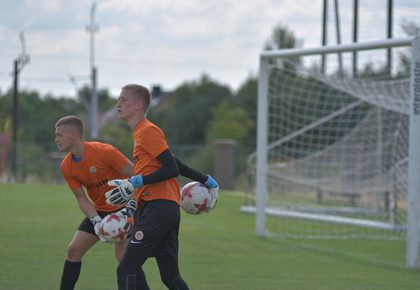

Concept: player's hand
[[90, 215, 106, 242], [118, 200, 137, 236], [204, 175, 220, 210], [124, 199, 137, 217], [105, 179, 136, 205]]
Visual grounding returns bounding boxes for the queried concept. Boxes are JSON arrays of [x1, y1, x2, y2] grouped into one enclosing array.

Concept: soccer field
[[1, 183, 420, 290]]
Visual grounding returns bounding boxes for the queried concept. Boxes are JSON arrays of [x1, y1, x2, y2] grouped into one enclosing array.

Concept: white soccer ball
[[99, 212, 129, 243], [180, 181, 213, 215]]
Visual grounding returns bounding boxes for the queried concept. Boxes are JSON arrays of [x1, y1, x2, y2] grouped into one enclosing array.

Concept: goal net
[[244, 37, 420, 267]]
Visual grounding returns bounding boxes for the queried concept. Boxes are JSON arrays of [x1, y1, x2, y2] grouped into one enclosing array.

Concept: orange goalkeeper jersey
[[61, 141, 130, 212], [132, 118, 180, 204]]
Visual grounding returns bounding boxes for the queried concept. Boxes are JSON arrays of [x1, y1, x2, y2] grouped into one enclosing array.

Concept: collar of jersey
[[72, 154, 82, 162]]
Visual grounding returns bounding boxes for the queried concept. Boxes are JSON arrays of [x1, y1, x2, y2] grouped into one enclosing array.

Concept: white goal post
[[245, 36, 420, 268]]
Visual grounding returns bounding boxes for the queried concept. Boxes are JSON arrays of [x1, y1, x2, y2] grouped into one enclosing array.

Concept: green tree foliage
[[0, 24, 304, 184], [264, 23, 301, 50], [100, 119, 132, 158], [206, 99, 253, 143], [207, 99, 253, 174], [0, 90, 85, 180], [401, 19, 420, 36], [174, 24, 301, 178], [0, 90, 84, 147], [148, 74, 233, 145], [186, 94, 255, 177], [264, 23, 302, 69], [235, 75, 258, 149], [0, 87, 120, 181], [77, 85, 117, 111]]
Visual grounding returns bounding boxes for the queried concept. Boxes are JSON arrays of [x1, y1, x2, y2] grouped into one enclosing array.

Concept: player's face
[[55, 125, 76, 152], [116, 89, 143, 121]]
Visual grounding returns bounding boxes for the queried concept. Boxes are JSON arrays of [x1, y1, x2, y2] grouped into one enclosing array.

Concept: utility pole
[[11, 32, 30, 183], [333, 0, 343, 75], [386, 0, 393, 76], [352, 0, 359, 77], [86, 2, 99, 139], [321, 0, 328, 73]]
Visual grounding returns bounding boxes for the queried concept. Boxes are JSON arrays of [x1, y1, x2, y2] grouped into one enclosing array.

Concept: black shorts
[[78, 209, 122, 235], [128, 199, 180, 258]]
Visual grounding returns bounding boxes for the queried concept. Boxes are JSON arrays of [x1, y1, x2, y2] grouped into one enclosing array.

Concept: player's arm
[[142, 148, 179, 184], [105, 149, 179, 205], [71, 187, 98, 218], [174, 156, 220, 209], [102, 144, 134, 177], [119, 161, 134, 177], [71, 187, 105, 240], [174, 156, 210, 183]]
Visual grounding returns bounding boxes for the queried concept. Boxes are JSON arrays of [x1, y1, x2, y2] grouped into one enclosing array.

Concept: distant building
[[150, 85, 172, 108]]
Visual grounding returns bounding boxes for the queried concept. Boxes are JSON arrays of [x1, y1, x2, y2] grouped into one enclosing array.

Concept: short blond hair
[[55, 115, 84, 137], [122, 84, 151, 112]]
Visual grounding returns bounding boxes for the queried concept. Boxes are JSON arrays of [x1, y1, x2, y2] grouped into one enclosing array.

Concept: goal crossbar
[[261, 37, 413, 59]]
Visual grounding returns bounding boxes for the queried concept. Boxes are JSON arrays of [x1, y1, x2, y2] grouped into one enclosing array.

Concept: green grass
[[1, 183, 420, 290]]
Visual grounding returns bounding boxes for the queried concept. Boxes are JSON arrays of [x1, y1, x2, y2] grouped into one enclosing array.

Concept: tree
[[100, 120, 132, 158], [264, 23, 302, 69], [401, 19, 420, 36], [206, 99, 253, 143], [77, 85, 116, 112], [264, 23, 302, 50], [183, 98, 254, 176], [0, 89, 85, 181], [235, 75, 258, 149], [149, 74, 232, 145]]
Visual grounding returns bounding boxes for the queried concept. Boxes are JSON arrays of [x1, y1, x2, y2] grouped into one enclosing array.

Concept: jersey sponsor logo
[[87, 178, 109, 189]]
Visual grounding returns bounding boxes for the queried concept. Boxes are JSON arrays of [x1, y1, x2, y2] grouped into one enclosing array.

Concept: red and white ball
[[180, 181, 213, 215], [99, 212, 128, 243]]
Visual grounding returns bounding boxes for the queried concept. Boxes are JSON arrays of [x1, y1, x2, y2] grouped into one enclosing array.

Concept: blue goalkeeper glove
[[204, 175, 218, 189], [129, 175, 143, 188], [105, 175, 143, 205], [204, 175, 220, 210]]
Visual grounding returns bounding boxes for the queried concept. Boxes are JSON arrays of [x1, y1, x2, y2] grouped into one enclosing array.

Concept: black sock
[[60, 260, 82, 290]]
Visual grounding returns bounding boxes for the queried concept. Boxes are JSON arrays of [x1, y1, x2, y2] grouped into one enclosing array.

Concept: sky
[[0, 0, 419, 98]]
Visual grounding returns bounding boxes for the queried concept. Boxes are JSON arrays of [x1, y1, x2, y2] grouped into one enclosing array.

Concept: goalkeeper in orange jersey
[[105, 84, 219, 290], [55, 115, 135, 290]]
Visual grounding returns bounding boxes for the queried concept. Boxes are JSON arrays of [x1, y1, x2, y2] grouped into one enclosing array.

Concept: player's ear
[[69, 127, 79, 139], [135, 98, 144, 112]]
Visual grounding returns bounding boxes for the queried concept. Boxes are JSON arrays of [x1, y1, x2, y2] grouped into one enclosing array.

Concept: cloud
[[0, 0, 419, 96]]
